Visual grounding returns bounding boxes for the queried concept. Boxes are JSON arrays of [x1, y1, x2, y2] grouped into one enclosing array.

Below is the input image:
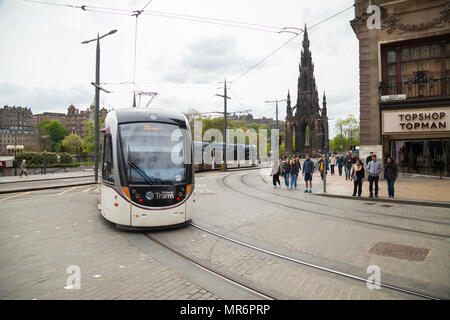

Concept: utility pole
[[265, 99, 287, 151], [215, 79, 231, 171], [82, 29, 117, 183], [340, 125, 343, 152]]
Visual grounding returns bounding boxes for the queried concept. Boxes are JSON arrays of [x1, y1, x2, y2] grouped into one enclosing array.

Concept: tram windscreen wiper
[[128, 160, 155, 185]]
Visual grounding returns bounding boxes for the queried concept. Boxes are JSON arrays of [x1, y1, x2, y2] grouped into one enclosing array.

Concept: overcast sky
[[0, 0, 359, 136]]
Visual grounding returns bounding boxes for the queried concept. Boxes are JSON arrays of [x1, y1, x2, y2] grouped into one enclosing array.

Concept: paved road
[[0, 169, 448, 300]]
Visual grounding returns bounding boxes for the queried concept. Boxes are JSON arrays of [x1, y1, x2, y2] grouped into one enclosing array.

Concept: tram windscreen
[[119, 122, 190, 185]]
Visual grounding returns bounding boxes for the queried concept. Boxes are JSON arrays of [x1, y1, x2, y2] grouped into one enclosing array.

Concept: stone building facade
[[0, 106, 39, 153], [285, 26, 329, 156], [351, 0, 450, 177]]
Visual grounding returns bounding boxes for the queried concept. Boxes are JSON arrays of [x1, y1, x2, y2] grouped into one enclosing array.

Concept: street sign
[[381, 94, 406, 102]]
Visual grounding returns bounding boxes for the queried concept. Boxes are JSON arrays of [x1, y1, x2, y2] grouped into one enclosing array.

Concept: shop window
[[401, 48, 409, 61], [387, 50, 396, 63], [420, 45, 429, 59], [411, 47, 420, 60], [430, 44, 441, 57]]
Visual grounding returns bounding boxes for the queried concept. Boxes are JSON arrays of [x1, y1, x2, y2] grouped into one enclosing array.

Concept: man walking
[[367, 154, 382, 198], [302, 154, 315, 193], [336, 155, 344, 176], [344, 153, 352, 180]]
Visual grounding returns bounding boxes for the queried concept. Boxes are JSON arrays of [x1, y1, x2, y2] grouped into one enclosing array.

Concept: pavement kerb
[[0, 181, 98, 194], [315, 192, 450, 208], [0, 174, 95, 185]]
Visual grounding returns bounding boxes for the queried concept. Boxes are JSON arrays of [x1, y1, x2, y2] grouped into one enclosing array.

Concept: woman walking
[[318, 154, 329, 181], [270, 160, 281, 188], [384, 157, 398, 198], [289, 159, 299, 190], [19, 159, 28, 177], [336, 155, 344, 176], [329, 154, 336, 175], [282, 159, 291, 188], [351, 159, 365, 197]]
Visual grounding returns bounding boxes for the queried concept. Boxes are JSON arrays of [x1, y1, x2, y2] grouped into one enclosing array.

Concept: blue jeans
[[283, 173, 290, 187], [290, 174, 298, 189], [387, 179, 395, 197], [338, 165, 343, 176], [345, 167, 351, 179]]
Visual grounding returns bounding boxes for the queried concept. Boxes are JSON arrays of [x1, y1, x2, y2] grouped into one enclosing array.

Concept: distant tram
[[100, 108, 195, 229]]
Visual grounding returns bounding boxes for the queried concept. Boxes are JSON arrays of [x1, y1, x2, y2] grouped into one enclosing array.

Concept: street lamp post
[[82, 29, 117, 183], [7, 145, 24, 176]]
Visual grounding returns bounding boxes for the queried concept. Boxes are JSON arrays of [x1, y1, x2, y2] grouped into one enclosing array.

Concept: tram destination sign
[[383, 108, 450, 133]]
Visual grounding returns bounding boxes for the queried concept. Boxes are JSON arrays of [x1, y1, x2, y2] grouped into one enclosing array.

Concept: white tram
[[100, 108, 195, 229]]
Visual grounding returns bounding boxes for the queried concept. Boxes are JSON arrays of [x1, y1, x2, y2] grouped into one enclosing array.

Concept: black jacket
[[384, 162, 398, 180], [351, 165, 365, 181], [282, 164, 291, 175]]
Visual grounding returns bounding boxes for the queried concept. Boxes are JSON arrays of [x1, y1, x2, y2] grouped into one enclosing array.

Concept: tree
[[83, 116, 105, 154], [37, 120, 68, 152], [333, 115, 360, 151], [62, 134, 84, 154]]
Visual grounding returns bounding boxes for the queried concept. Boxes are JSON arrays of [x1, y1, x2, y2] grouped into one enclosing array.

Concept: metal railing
[[379, 77, 450, 99]]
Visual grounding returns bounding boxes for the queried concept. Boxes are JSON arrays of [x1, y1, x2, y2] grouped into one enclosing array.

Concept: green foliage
[[37, 120, 68, 152], [46, 152, 58, 164], [59, 152, 73, 164], [62, 134, 83, 154], [84, 116, 105, 154]]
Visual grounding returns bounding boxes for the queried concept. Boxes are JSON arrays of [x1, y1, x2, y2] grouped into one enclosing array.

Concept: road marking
[[57, 186, 80, 195], [0, 192, 31, 202], [83, 186, 96, 193]]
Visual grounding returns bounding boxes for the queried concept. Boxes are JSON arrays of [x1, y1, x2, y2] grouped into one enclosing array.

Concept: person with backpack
[[351, 159, 365, 197], [270, 160, 281, 188], [384, 157, 398, 198], [367, 154, 382, 198], [318, 154, 329, 181], [302, 154, 315, 193], [281, 159, 291, 188], [289, 159, 299, 190]]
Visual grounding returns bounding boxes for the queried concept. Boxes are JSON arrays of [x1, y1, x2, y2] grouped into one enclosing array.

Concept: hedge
[[15, 152, 74, 166]]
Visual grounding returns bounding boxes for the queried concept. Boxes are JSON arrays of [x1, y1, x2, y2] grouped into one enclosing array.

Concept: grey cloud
[[156, 36, 253, 84], [0, 82, 93, 114]]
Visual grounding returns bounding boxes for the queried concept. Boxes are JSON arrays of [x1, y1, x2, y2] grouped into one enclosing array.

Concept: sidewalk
[[0, 170, 94, 184], [0, 171, 97, 194], [316, 171, 450, 205]]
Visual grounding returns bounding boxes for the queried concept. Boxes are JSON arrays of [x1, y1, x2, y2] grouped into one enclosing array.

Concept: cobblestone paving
[[194, 170, 450, 299], [0, 187, 219, 300], [151, 226, 417, 300]]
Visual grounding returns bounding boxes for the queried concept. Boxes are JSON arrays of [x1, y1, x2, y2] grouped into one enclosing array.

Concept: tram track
[[218, 172, 450, 239], [143, 223, 442, 300], [143, 232, 277, 300], [187, 222, 442, 300]]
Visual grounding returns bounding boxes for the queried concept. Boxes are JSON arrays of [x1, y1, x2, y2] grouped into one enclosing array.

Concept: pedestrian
[[302, 154, 315, 193], [366, 152, 373, 166], [318, 154, 329, 180], [289, 160, 299, 190], [295, 157, 301, 171], [367, 154, 382, 198], [351, 159, 365, 197], [336, 155, 344, 176], [19, 159, 27, 177], [351, 154, 356, 164], [384, 157, 398, 198], [344, 153, 352, 180], [270, 160, 281, 188], [281, 159, 291, 188], [329, 154, 336, 175]]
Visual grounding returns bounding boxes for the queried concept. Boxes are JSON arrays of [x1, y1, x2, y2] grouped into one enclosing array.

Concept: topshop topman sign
[[383, 108, 450, 134]]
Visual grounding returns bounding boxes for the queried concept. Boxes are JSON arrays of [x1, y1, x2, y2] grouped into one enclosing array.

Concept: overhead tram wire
[[230, 3, 357, 84]]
